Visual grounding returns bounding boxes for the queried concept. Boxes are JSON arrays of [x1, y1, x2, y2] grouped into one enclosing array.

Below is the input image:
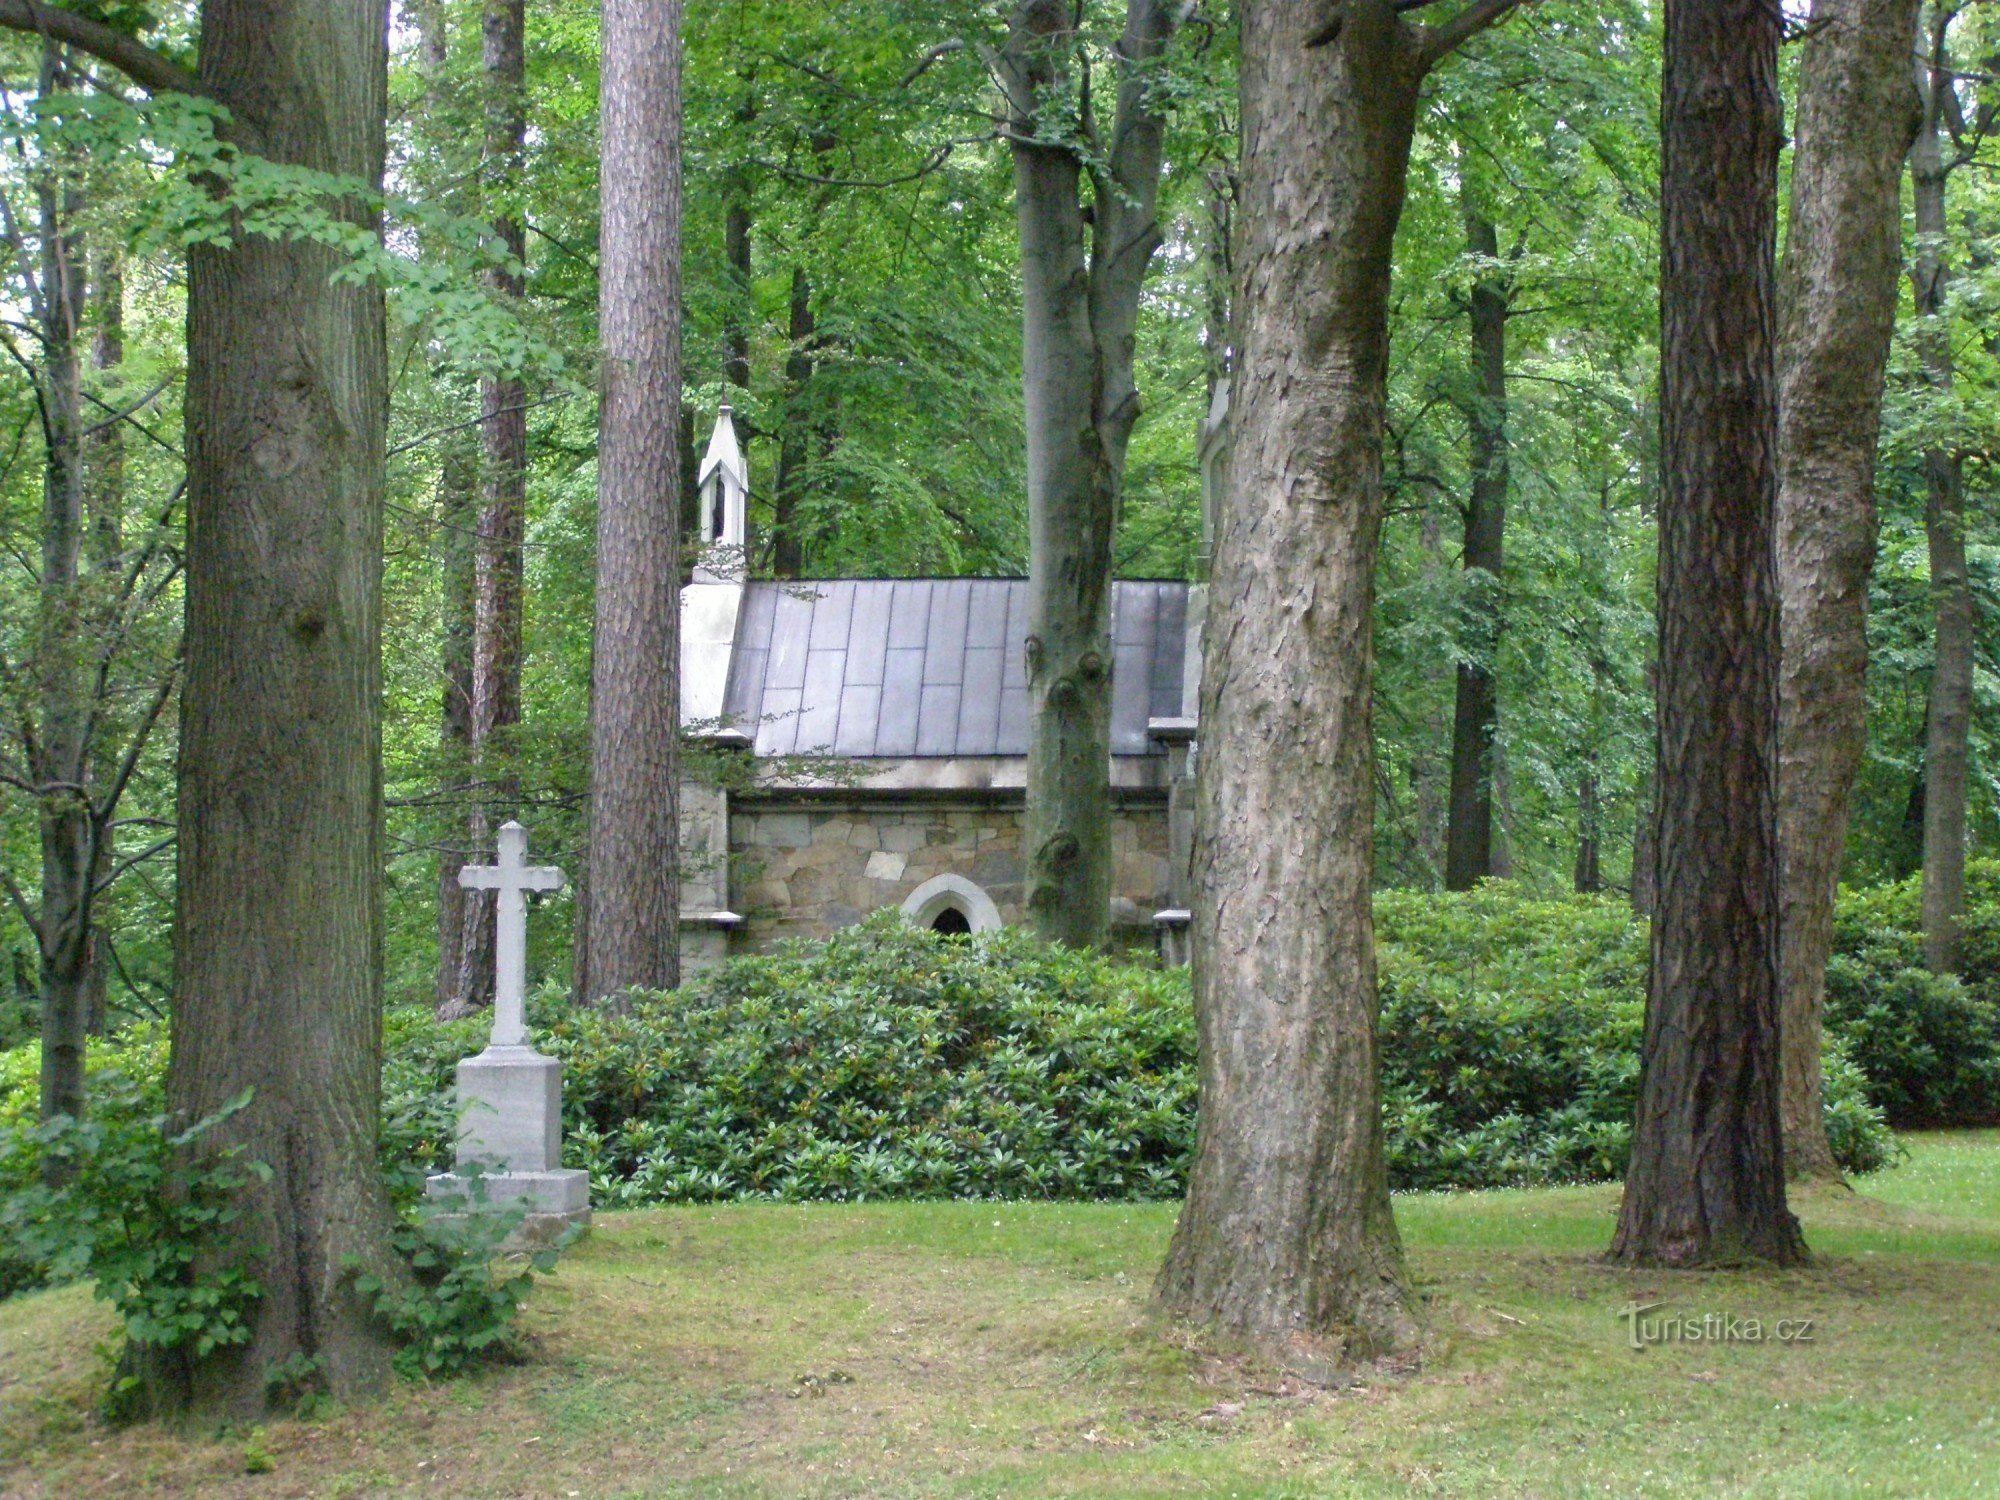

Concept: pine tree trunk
[[585, 0, 684, 1001], [1611, 0, 1804, 1267], [1444, 206, 1507, 891], [1155, 1, 1432, 1354], [35, 43, 91, 1130], [455, 0, 528, 1014], [772, 266, 813, 579], [1774, 0, 1920, 1181], [1003, 0, 1181, 950], [159, 0, 403, 1411], [1912, 15, 1970, 976]]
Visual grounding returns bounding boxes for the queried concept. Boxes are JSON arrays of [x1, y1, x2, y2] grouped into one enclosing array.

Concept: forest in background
[[0, 0, 1989, 1024]]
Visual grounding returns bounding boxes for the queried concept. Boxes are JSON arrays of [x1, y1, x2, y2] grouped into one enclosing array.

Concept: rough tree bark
[[1610, 0, 1805, 1267], [15, 0, 415, 1411], [583, 0, 683, 1001], [1911, 6, 1971, 977], [446, 0, 529, 1018], [1444, 204, 1508, 892], [1774, 0, 1921, 1181], [1154, 0, 1522, 1352], [997, 0, 1186, 949], [33, 41, 91, 1129]]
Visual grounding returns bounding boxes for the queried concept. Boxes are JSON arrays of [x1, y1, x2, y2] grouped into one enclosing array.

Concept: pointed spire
[[698, 401, 749, 495], [693, 403, 748, 582]]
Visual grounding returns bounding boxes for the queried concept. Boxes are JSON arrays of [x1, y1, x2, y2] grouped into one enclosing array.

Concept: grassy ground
[[2, 1132, 1996, 1499]]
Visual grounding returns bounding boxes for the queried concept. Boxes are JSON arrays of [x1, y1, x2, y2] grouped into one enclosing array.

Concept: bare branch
[[0, 2, 201, 98], [95, 831, 175, 896], [1424, 0, 1529, 62], [0, 863, 36, 932], [93, 641, 180, 822], [77, 372, 174, 439]]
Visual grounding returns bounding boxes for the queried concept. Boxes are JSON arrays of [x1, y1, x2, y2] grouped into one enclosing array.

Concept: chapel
[[673, 398, 1229, 969]]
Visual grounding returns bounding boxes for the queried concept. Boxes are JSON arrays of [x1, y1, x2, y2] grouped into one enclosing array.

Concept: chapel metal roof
[[721, 579, 1189, 758]]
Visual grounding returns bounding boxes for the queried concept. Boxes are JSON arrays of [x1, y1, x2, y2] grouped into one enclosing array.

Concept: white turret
[[694, 402, 748, 582]]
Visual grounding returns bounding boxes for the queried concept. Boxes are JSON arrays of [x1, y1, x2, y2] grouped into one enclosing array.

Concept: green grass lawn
[[3, 1132, 1996, 1499]]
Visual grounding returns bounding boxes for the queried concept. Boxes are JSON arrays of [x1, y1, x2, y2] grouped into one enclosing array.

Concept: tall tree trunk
[[1444, 206, 1507, 891], [81, 246, 123, 1037], [1155, 0, 1519, 1351], [1912, 10, 1970, 976], [1611, 0, 1804, 1267], [158, 0, 403, 1411], [1774, 0, 1921, 1181], [771, 266, 812, 579], [1575, 767, 1602, 892], [1001, 0, 1183, 949], [453, 0, 528, 1015], [585, 0, 684, 1000], [34, 43, 91, 1130], [723, 107, 753, 396], [434, 437, 478, 1017], [1413, 505, 1449, 887]]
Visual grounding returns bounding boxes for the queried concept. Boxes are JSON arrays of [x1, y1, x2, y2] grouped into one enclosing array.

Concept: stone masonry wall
[[728, 802, 1172, 950]]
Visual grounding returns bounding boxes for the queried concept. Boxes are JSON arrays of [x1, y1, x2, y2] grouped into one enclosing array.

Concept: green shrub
[[1374, 886, 1892, 1186], [544, 917, 1195, 1205], [1, 881, 1938, 1288], [1822, 957, 2000, 1127], [348, 1185, 568, 1381], [0, 1074, 270, 1411], [1831, 864, 2000, 1127], [1, 1020, 558, 1386], [0, 1029, 170, 1300], [500, 904, 1885, 1204]]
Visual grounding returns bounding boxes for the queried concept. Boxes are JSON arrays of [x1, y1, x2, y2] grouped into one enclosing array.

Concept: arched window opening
[[898, 873, 1003, 934]]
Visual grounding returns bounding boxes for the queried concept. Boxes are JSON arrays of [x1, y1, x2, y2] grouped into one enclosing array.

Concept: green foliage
[[547, 915, 1196, 1205], [0, 1068, 268, 1399], [1825, 862, 2000, 1127], [1375, 886, 1895, 1186], [347, 1189, 566, 1382], [429, 905, 1887, 1206]]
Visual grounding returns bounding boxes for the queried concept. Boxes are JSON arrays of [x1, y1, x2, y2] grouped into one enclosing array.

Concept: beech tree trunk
[[584, 0, 683, 1001], [154, 0, 403, 1411], [34, 43, 91, 1129], [1611, 0, 1804, 1267], [449, 0, 529, 1016], [1444, 206, 1507, 891], [1000, 0, 1183, 949], [1774, 0, 1921, 1181], [1156, 0, 1520, 1352], [1912, 12, 1971, 977]]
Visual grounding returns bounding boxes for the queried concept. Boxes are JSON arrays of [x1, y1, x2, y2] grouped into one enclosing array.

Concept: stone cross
[[459, 821, 564, 1049]]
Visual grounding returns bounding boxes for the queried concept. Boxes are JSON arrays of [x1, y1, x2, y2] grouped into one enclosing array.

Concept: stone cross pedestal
[[426, 821, 590, 1245]]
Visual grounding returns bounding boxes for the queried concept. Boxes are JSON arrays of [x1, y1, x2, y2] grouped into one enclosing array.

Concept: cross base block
[[425, 1168, 591, 1251]]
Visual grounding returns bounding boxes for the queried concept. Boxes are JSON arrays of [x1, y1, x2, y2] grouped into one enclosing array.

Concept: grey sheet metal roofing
[[721, 579, 1190, 759]]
